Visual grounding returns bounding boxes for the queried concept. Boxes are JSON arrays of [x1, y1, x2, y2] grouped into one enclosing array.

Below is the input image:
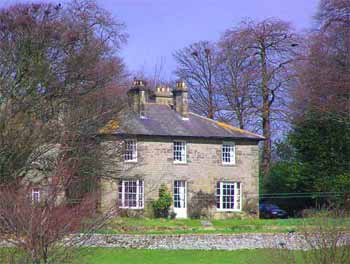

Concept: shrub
[[152, 185, 172, 218], [169, 211, 177, 219], [188, 191, 216, 219]]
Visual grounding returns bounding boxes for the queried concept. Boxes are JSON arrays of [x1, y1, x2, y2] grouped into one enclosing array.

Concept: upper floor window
[[124, 139, 137, 162], [222, 142, 235, 165], [118, 180, 144, 209], [216, 181, 241, 211], [173, 141, 186, 163], [32, 188, 41, 203]]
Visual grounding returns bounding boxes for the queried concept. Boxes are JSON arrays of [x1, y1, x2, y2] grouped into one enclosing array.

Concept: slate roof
[[106, 103, 264, 141]]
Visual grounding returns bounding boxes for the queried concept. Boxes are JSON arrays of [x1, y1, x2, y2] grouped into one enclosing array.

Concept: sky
[[0, 0, 320, 80], [98, 0, 320, 80]]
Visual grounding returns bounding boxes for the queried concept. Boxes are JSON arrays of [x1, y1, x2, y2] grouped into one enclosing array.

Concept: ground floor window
[[118, 180, 144, 209], [216, 181, 241, 211]]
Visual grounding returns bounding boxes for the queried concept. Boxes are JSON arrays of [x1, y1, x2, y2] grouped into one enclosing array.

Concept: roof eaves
[[104, 132, 264, 141], [189, 112, 265, 140]]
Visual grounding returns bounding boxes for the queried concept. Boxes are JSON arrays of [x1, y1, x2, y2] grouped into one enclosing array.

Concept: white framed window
[[222, 142, 236, 165], [124, 139, 137, 162], [216, 182, 241, 211], [31, 188, 40, 203], [173, 141, 186, 163], [118, 180, 144, 209]]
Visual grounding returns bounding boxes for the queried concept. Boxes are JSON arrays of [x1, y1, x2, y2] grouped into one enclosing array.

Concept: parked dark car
[[259, 204, 288, 219]]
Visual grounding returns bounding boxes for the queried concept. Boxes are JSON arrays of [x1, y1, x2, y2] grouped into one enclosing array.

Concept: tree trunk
[[262, 107, 271, 175], [237, 110, 244, 130], [260, 45, 271, 175], [207, 83, 214, 119]]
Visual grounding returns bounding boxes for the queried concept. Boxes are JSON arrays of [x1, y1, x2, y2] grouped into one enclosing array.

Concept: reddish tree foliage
[[0, 1, 127, 262], [0, 186, 103, 263], [292, 0, 350, 122]]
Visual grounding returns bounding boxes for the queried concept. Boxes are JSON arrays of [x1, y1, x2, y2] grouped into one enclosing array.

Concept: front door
[[173, 180, 187, 218]]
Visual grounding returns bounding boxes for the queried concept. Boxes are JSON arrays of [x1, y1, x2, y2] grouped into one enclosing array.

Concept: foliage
[[289, 111, 350, 193], [263, 111, 350, 213], [188, 191, 216, 219], [152, 185, 172, 218], [0, 1, 127, 263], [0, 0, 127, 184], [263, 0, 350, 213], [292, 0, 350, 122]]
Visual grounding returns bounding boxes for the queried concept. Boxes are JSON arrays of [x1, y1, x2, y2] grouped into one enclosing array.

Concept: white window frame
[[31, 188, 41, 203], [118, 180, 144, 209], [222, 142, 236, 165], [124, 139, 137, 162], [173, 140, 187, 164], [216, 181, 241, 212], [173, 180, 187, 209]]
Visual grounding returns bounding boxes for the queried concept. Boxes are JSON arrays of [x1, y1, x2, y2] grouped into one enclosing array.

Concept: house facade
[[100, 80, 264, 219]]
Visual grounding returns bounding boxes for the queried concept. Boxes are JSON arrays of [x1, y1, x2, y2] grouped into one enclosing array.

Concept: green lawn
[[78, 248, 303, 264], [98, 217, 350, 234]]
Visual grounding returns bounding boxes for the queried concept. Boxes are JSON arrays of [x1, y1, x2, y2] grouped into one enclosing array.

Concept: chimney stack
[[154, 86, 173, 105], [174, 80, 189, 119], [127, 79, 148, 117]]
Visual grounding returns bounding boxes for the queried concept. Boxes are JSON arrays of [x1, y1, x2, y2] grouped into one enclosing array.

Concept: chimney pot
[[154, 85, 173, 105], [133, 79, 145, 87]]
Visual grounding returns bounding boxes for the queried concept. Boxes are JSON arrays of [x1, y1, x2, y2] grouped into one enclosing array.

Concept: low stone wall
[[84, 233, 350, 250], [2, 233, 349, 250]]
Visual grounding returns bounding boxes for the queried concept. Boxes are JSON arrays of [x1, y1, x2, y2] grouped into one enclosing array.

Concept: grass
[[77, 248, 304, 264], [97, 217, 350, 235], [0, 248, 304, 264], [3, 247, 349, 264]]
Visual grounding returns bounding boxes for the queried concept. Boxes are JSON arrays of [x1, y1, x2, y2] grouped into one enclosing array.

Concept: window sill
[[216, 209, 241, 212], [124, 160, 138, 163], [119, 207, 144, 210], [173, 161, 187, 165], [222, 163, 236, 167]]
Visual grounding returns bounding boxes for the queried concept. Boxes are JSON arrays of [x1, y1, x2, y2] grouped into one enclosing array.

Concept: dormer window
[[222, 142, 236, 165], [173, 141, 186, 163], [124, 139, 137, 162]]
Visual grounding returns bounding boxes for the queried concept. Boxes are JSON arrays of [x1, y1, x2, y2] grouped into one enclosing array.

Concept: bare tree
[[217, 29, 259, 130], [174, 41, 220, 119], [223, 19, 299, 175], [132, 57, 171, 92]]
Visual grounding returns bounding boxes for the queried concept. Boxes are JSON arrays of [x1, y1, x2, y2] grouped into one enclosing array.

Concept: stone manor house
[[100, 80, 264, 219]]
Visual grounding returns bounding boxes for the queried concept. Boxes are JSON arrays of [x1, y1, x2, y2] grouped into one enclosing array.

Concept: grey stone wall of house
[[100, 136, 259, 219]]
